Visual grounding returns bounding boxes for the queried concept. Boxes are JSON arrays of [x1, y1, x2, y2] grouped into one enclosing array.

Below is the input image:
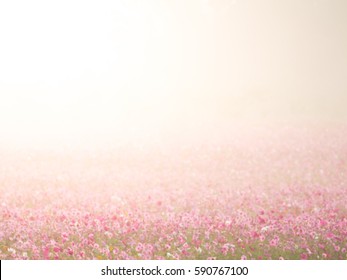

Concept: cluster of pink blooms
[[1, 124, 346, 259]]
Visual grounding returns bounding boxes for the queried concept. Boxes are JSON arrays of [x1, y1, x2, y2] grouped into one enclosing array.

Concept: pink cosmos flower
[[135, 243, 143, 252]]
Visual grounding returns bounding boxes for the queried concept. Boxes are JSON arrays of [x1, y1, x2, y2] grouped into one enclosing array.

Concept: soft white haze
[[0, 0, 346, 148]]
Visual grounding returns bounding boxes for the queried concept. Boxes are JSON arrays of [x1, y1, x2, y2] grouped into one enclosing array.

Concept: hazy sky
[[0, 0, 346, 146]]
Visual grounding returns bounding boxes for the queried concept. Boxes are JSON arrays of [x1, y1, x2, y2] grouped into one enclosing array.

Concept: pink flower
[[67, 247, 73, 256], [61, 232, 69, 242], [136, 243, 143, 252], [270, 238, 279, 247], [53, 246, 61, 253], [43, 246, 50, 259], [221, 245, 228, 256]]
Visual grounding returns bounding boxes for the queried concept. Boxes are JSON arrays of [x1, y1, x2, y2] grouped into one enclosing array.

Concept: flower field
[[1, 123, 347, 260]]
